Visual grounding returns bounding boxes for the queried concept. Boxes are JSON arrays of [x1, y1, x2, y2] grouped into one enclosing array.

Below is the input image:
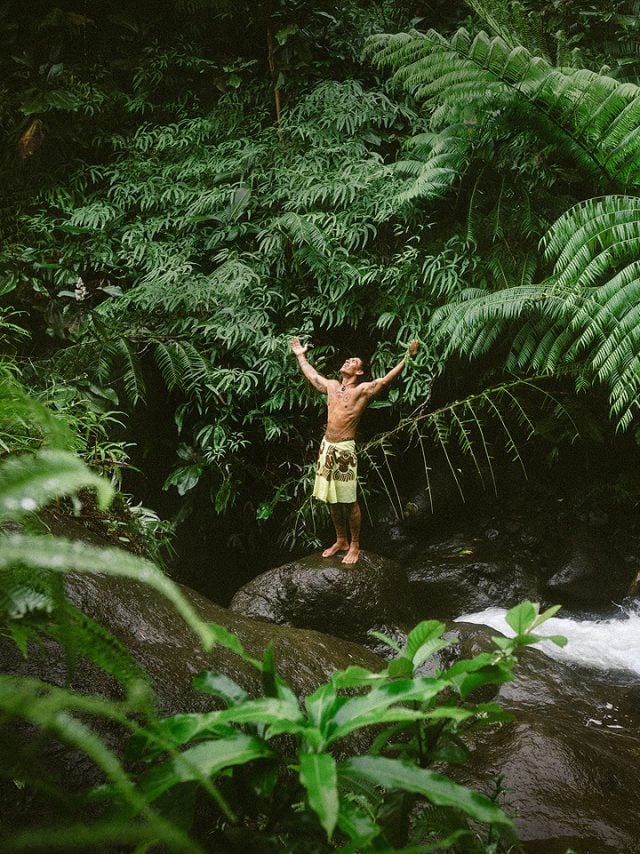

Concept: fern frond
[[392, 125, 471, 202], [361, 375, 571, 513], [115, 339, 146, 405], [464, 0, 552, 58], [0, 450, 113, 520], [365, 28, 640, 187], [0, 676, 196, 851]]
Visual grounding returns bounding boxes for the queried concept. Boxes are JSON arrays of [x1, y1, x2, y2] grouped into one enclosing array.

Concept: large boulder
[[0, 569, 385, 834], [3, 570, 384, 715], [404, 514, 637, 620], [545, 526, 634, 605], [229, 550, 417, 645], [406, 532, 543, 621]]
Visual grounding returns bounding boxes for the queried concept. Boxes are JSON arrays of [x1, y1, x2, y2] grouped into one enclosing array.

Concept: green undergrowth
[[0, 446, 566, 852]]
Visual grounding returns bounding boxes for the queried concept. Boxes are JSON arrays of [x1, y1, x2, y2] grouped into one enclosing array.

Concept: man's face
[[340, 357, 364, 377]]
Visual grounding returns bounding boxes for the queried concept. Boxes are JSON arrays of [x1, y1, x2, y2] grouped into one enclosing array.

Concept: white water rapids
[[457, 605, 640, 676]]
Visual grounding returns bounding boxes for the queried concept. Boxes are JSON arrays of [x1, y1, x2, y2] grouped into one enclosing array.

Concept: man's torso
[[324, 380, 370, 442]]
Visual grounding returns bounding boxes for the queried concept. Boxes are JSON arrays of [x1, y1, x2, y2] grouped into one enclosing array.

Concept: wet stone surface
[[397, 514, 638, 620], [229, 550, 417, 645], [440, 622, 640, 853]]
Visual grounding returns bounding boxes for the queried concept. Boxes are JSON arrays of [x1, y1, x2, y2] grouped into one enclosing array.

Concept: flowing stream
[[457, 604, 640, 678]]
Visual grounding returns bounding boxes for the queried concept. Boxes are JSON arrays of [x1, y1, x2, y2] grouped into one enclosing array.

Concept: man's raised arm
[[363, 339, 420, 398], [290, 337, 330, 393]]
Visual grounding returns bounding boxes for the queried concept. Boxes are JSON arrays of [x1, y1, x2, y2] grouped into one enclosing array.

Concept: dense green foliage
[[5, 2, 640, 547], [3, 1, 640, 849]]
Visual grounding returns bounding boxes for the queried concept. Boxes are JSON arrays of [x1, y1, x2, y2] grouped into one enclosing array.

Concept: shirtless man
[[290, 337, 420, 564]]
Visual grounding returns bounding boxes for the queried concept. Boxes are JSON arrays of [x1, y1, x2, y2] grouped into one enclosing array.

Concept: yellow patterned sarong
[[313, 438, 357, 504]]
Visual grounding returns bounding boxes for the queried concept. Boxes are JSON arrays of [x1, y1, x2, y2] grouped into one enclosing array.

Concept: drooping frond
[[542, 195, 640, 289], [364, 28, 640, 187], [359, 376, 574, 518], [436, 194, 640, 428], [434, 285, 548, 360], [539, 195, 640, 426]]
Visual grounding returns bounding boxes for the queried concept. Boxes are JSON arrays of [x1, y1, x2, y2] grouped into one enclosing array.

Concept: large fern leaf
[[391, 125, 471, 203], [365, 28, 640, 187]]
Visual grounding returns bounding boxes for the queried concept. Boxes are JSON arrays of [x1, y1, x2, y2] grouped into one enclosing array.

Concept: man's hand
[[408, 339, 420, 358], [290, 336, 309, 357]]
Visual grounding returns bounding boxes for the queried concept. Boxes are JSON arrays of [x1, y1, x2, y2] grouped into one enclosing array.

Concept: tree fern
[[464, 0, 551, 57], [364, 27, 640, 188], [433, 191, 640, 427]]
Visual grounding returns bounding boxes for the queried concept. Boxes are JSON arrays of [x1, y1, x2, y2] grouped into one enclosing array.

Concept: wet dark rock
[[448, 622, 640, 853], [406, 535, 542, 620], [43, 571, 383, 711], [545, 527, 635, 605], [229, 550, 417, 644], [387, 495, 639, 618], [1, 570, 384, 832]]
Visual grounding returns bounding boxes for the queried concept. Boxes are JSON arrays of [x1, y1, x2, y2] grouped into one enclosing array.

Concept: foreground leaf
[[299, 753, 339, 839], [0, 450, 113, 520], [0, 534, 214, 650], [505, 601, 537, 635], [341, 756, 512, 826], [329, 677, 448, 742], [138, 733, 272, 802]]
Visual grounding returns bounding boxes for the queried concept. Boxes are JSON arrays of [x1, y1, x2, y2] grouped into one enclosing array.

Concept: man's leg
[[342, 501, 361, 564], [322, 503, 350, 557]]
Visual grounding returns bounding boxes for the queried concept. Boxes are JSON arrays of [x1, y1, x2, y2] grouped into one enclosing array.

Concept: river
[[458, 602, 640, 678]]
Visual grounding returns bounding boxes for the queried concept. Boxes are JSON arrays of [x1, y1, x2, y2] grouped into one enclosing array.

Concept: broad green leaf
[[505, 601, 537, 635], [411, 637, 453, 668], [444, 653, 498, 678], [193, 671, 249, 707], [405, 620, 447, 659], [387, 656, 414, 678], [530, 604, 562, 629], [449, 666, 512, 699], [267, 720, 320, 743], [330, 707, 436, 742], [546, 634, 568, 648], [420, 706, 475, 722], [330, 665, 389, 690], [0, 535, 214, 650], [138, 732, 272, 802], [329, 677, 448, 742], [299, 753, 339, 838], [128, 715, 235, 759], [217, 697, 303, 727], [341, 756, 512, 826], [336, 798, 382, 848], [305, 681, 343, 728], [0, 450, 113, 519]]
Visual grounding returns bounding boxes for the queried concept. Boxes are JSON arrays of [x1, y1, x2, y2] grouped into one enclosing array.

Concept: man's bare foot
[[322, 540, 349, 557], [342, 546, 360, 565]]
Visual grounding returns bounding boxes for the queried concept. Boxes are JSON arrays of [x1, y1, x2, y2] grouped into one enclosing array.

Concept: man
[[290, 337, 420, 564]]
